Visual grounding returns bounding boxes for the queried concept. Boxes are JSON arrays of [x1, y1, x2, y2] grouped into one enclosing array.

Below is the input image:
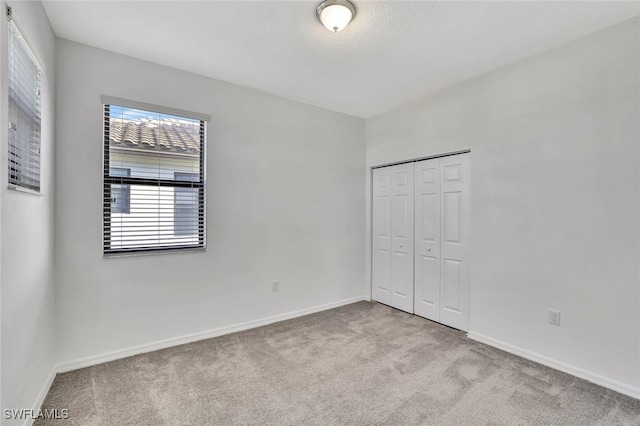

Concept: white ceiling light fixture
[[316, 0, 356, 33]]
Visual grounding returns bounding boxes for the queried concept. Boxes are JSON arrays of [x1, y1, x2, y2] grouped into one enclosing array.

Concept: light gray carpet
[[36, 301, 640, 425]]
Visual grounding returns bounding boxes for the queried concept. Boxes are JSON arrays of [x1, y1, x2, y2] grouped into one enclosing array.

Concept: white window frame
[[102, 96, 209, 256], [7, 6, 45, 194]]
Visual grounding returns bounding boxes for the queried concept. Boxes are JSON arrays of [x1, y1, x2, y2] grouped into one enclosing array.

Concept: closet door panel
[[372, 169, 393, 305], [440, 154, 470, 331], [389, 164, 414, 313], [414, 158, 440, 319]]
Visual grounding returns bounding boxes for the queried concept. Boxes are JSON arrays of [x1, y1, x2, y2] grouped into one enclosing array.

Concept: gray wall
[[366, 18, 639, 395], [54, 39, 366, 364], [0, 0, 57, 422]]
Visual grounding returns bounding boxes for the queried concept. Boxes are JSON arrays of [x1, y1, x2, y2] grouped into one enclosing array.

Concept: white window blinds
[[103, 100, 207, 255], [7, 8, 43, 193]]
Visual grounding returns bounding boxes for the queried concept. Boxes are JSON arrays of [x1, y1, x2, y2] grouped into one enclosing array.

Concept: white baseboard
[[467, 331, 640, 400], [56, 296, 367, 374], [22, 366, 58, 426]]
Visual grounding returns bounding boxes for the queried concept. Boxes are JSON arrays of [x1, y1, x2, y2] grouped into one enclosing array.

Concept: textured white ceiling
[[42, 1, 639, 118]]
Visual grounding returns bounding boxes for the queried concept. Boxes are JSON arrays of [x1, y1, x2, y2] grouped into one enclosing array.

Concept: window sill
[[103, 247, 206, 259], [8, 184, 43, 196]]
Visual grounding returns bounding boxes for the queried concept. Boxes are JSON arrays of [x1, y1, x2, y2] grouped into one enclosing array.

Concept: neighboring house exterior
[[107, 116, 202, 250]]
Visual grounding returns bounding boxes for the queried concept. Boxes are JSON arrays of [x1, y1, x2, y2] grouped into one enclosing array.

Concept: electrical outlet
[[548, 309, 561, 326], [272, 281, 279, 292]]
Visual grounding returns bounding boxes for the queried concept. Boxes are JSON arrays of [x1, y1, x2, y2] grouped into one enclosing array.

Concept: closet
[[372, 152, 470, 331]]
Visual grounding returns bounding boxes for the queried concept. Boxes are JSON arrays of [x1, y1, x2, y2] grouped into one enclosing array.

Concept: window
[[102, 97, 208, 254], [110, 168, 131, 214], [174, 172, 198, 236], [7, 7, 43, 193]]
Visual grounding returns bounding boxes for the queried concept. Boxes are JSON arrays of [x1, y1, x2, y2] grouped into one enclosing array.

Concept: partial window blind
[[103, 103, 206, 254], [8, 13, 43, 192]]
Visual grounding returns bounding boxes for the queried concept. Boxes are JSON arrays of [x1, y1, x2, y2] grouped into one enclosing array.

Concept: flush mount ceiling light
[[316, 0, 356, 32]]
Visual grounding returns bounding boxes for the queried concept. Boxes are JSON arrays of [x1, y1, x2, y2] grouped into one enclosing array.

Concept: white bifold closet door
[[373, 152, 470, 331], [415, 153, 470, 331], [372, 163, 414, 313], [414, 158, 441, 320]]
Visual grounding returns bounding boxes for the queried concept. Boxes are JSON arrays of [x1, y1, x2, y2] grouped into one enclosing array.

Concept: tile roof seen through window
[[109, 118, 200, 154]]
